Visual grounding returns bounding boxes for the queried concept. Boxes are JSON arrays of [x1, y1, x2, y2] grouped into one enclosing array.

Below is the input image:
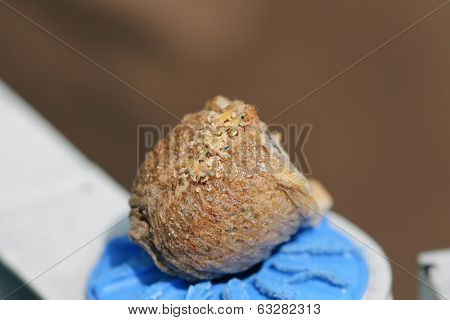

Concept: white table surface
[[418, 249, 450, 300], [0, 80, 129, 299]]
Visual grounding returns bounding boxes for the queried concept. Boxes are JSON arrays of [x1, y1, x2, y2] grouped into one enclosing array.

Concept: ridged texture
[[129, 96, 318, 281], [87, 217, 369, 300]]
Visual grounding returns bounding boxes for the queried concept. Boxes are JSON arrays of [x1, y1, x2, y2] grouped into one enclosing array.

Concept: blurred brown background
[[0, 0, 449, 299]]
